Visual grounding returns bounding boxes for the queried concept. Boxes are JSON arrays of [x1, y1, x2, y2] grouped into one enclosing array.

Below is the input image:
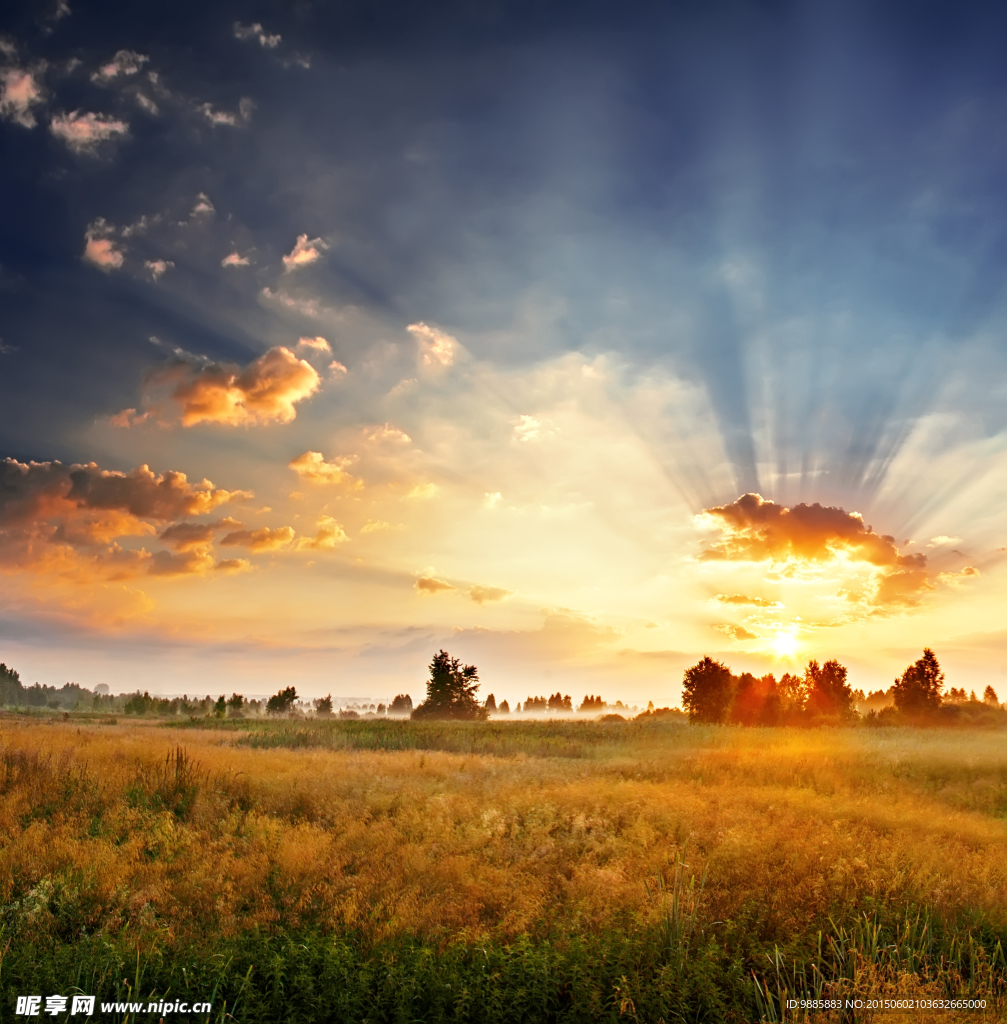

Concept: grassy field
[[0, 716, 1005, 1022]]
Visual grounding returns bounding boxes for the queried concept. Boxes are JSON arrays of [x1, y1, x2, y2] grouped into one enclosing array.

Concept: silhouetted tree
[[314, 694, 334, 717], [498, 699, 510, 714], [805, 659, 855, 720], [893, 649, 944, 716], [266, 686, 298, 715], [484, 693, 497, 713], [214, 695, 227, 718], [411, 650, 487, 721], [983, 685, 1000, 707], [547, 692, 572, 712], [681, 657, 734, 724], [389, 694, 413, 715]]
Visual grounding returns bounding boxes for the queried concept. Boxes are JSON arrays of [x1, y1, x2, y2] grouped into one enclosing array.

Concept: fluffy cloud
[[220, 526, 295, 552], [698, 493, 955, 608], [200, 98, 253, 126], [715, 593, 782, 608], [297, 516, 348, 550], [408, 321, 457, 367], [288, 451, 359, 486], [50, 110, 129, 152], [234, 22, 281, 48], [82, 219, 124, 270], [92, 50, 148, 82], [116, 346, 321, 427], [469, 585, 513, 605], [221, 252, 250, 267], [416, 576, 455, 594], [700, 493, 925, 569], [297, 336, 331, 354], [715, 624, 760, 641], [0, 67, 43, 128], [282, 234, 328, 272], [0, 457, 251, 582], [405, 483, 438, 500]]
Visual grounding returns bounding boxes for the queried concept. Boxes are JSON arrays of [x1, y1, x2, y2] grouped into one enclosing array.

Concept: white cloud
[[221, 252, 250, 267], [191, 192, 214, 216], [135, 93, 158, 115], [408, 321, 457, 367], [297, 336, 331, 354], [234, 22, 281, 48], [0, 67, 43, 128], [282, 234, 328, 272], [92, 50, 148, 82], [50, 110, 129, 152]]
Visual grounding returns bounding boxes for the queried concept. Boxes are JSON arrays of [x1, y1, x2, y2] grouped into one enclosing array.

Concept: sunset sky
[[3, 0, 1007, 704]]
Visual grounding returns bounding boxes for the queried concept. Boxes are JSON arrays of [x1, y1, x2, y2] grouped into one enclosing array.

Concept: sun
[[771, 629, 799, 660]]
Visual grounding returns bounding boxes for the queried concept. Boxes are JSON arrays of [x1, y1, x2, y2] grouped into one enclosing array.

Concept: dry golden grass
[[1, 717, 1006, 960]]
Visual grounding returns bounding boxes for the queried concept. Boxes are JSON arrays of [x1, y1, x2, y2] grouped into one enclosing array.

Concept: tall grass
[[0, 718, 1005, 1021]]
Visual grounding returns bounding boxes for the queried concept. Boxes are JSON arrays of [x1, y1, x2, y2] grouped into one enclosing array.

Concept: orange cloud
[[116, 346, 321, 427], [408, 322, 456, 367], [296, 517, 348, 550], [158, 517, 243, 551], [219, 526, 295, 552], [282, 234, 328, 271], [83, 219, 124, 270], [701, 493, 925, 569], [297, 336, 331, 354], [288, 451, 359, 486], [1, 66, 43, 128], [469, 585, 513, 605], [416, 576, 455, 594], [715, 593, 782, 608], [51, 111, 129, 153]]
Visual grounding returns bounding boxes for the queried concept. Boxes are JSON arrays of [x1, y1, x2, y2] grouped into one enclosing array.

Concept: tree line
[[681, 649, 1003, 726]]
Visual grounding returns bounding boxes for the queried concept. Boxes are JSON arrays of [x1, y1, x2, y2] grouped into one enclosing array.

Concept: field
[[1, 715, 1006, 1022]]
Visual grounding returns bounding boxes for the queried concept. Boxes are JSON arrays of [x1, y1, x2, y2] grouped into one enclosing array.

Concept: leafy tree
[[266, 686, 298, 715], [484, 693, 497, 713], [389, 694, 413, 715], [893, 649, 944, 716], [523, 696, 548, 711], [730, 673, 780, 726], [226, 693, 245, 717], [681, 657, 734, 723], [804, 659, 855, 720], [983, 685, 1000, 707], [314, 694, 334, 717], [214, 695, 227, 718], [411, 650, 487, 721], [547, 692, 572, 712]]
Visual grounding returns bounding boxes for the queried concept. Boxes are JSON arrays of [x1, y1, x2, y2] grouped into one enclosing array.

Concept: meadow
[[0, 715, 1005, 1022]]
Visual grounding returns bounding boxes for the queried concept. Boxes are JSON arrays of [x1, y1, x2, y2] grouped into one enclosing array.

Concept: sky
[[3, 0, 1007, 704]]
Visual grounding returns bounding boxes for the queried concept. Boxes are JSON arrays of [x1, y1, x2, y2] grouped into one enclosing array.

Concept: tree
[[227, 693, 245, 717], [411, 650, 487, 721], [389, 694, 413, 715], [498, 699, 510, 714], [214, 695, 227, 718], [266, 686, 298, 715], [893, 649, 944, 716], [983, 685, 1000, 707], [314, 694, 334, 717], [681, 657, 734, 723], [484, 693, 497, 713], [804, 659, 855, 720]]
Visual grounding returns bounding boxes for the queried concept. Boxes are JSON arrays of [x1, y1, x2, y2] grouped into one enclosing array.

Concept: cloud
[[288, 451, 359, 486], [144, 259, 173, 279], [117, 346, 321, 427], [221, 252, 250, 267], [366, 424, 411, 444], [215, 558, 252, 574], [234, 22, 281, 48], [282, 234, 328, 272], [699, 493, 949, 608], [50, 110, 129, 152], [0, 340, 17, 355], [405, 483, 438, 500], [416, 576, 456, 594], [296, 336, 331, 354], [191, 193, 214, 216], [200, 98, 253, 126], [158, 517, 242, 552], [408, 321, 456, 367], [91, 50, 148, 82], [0, 67, 43, 127], [135, 92, 158, 115], [714, 624, 760, 641], [0, 458, 250, 583], [147, 548, 215, 577], [700, 493, 924, 569], [296, 516, 348, 550], [219, 526, 295, 552], [928, 535, 963, 547], [360, 520, 393, 533], [715, 593, 782, 608], [82, 219, 124, 270], [469, 585, 513, 605]]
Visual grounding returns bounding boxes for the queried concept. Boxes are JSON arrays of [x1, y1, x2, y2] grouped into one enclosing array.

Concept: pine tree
[[412, 651, 487, 720]]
